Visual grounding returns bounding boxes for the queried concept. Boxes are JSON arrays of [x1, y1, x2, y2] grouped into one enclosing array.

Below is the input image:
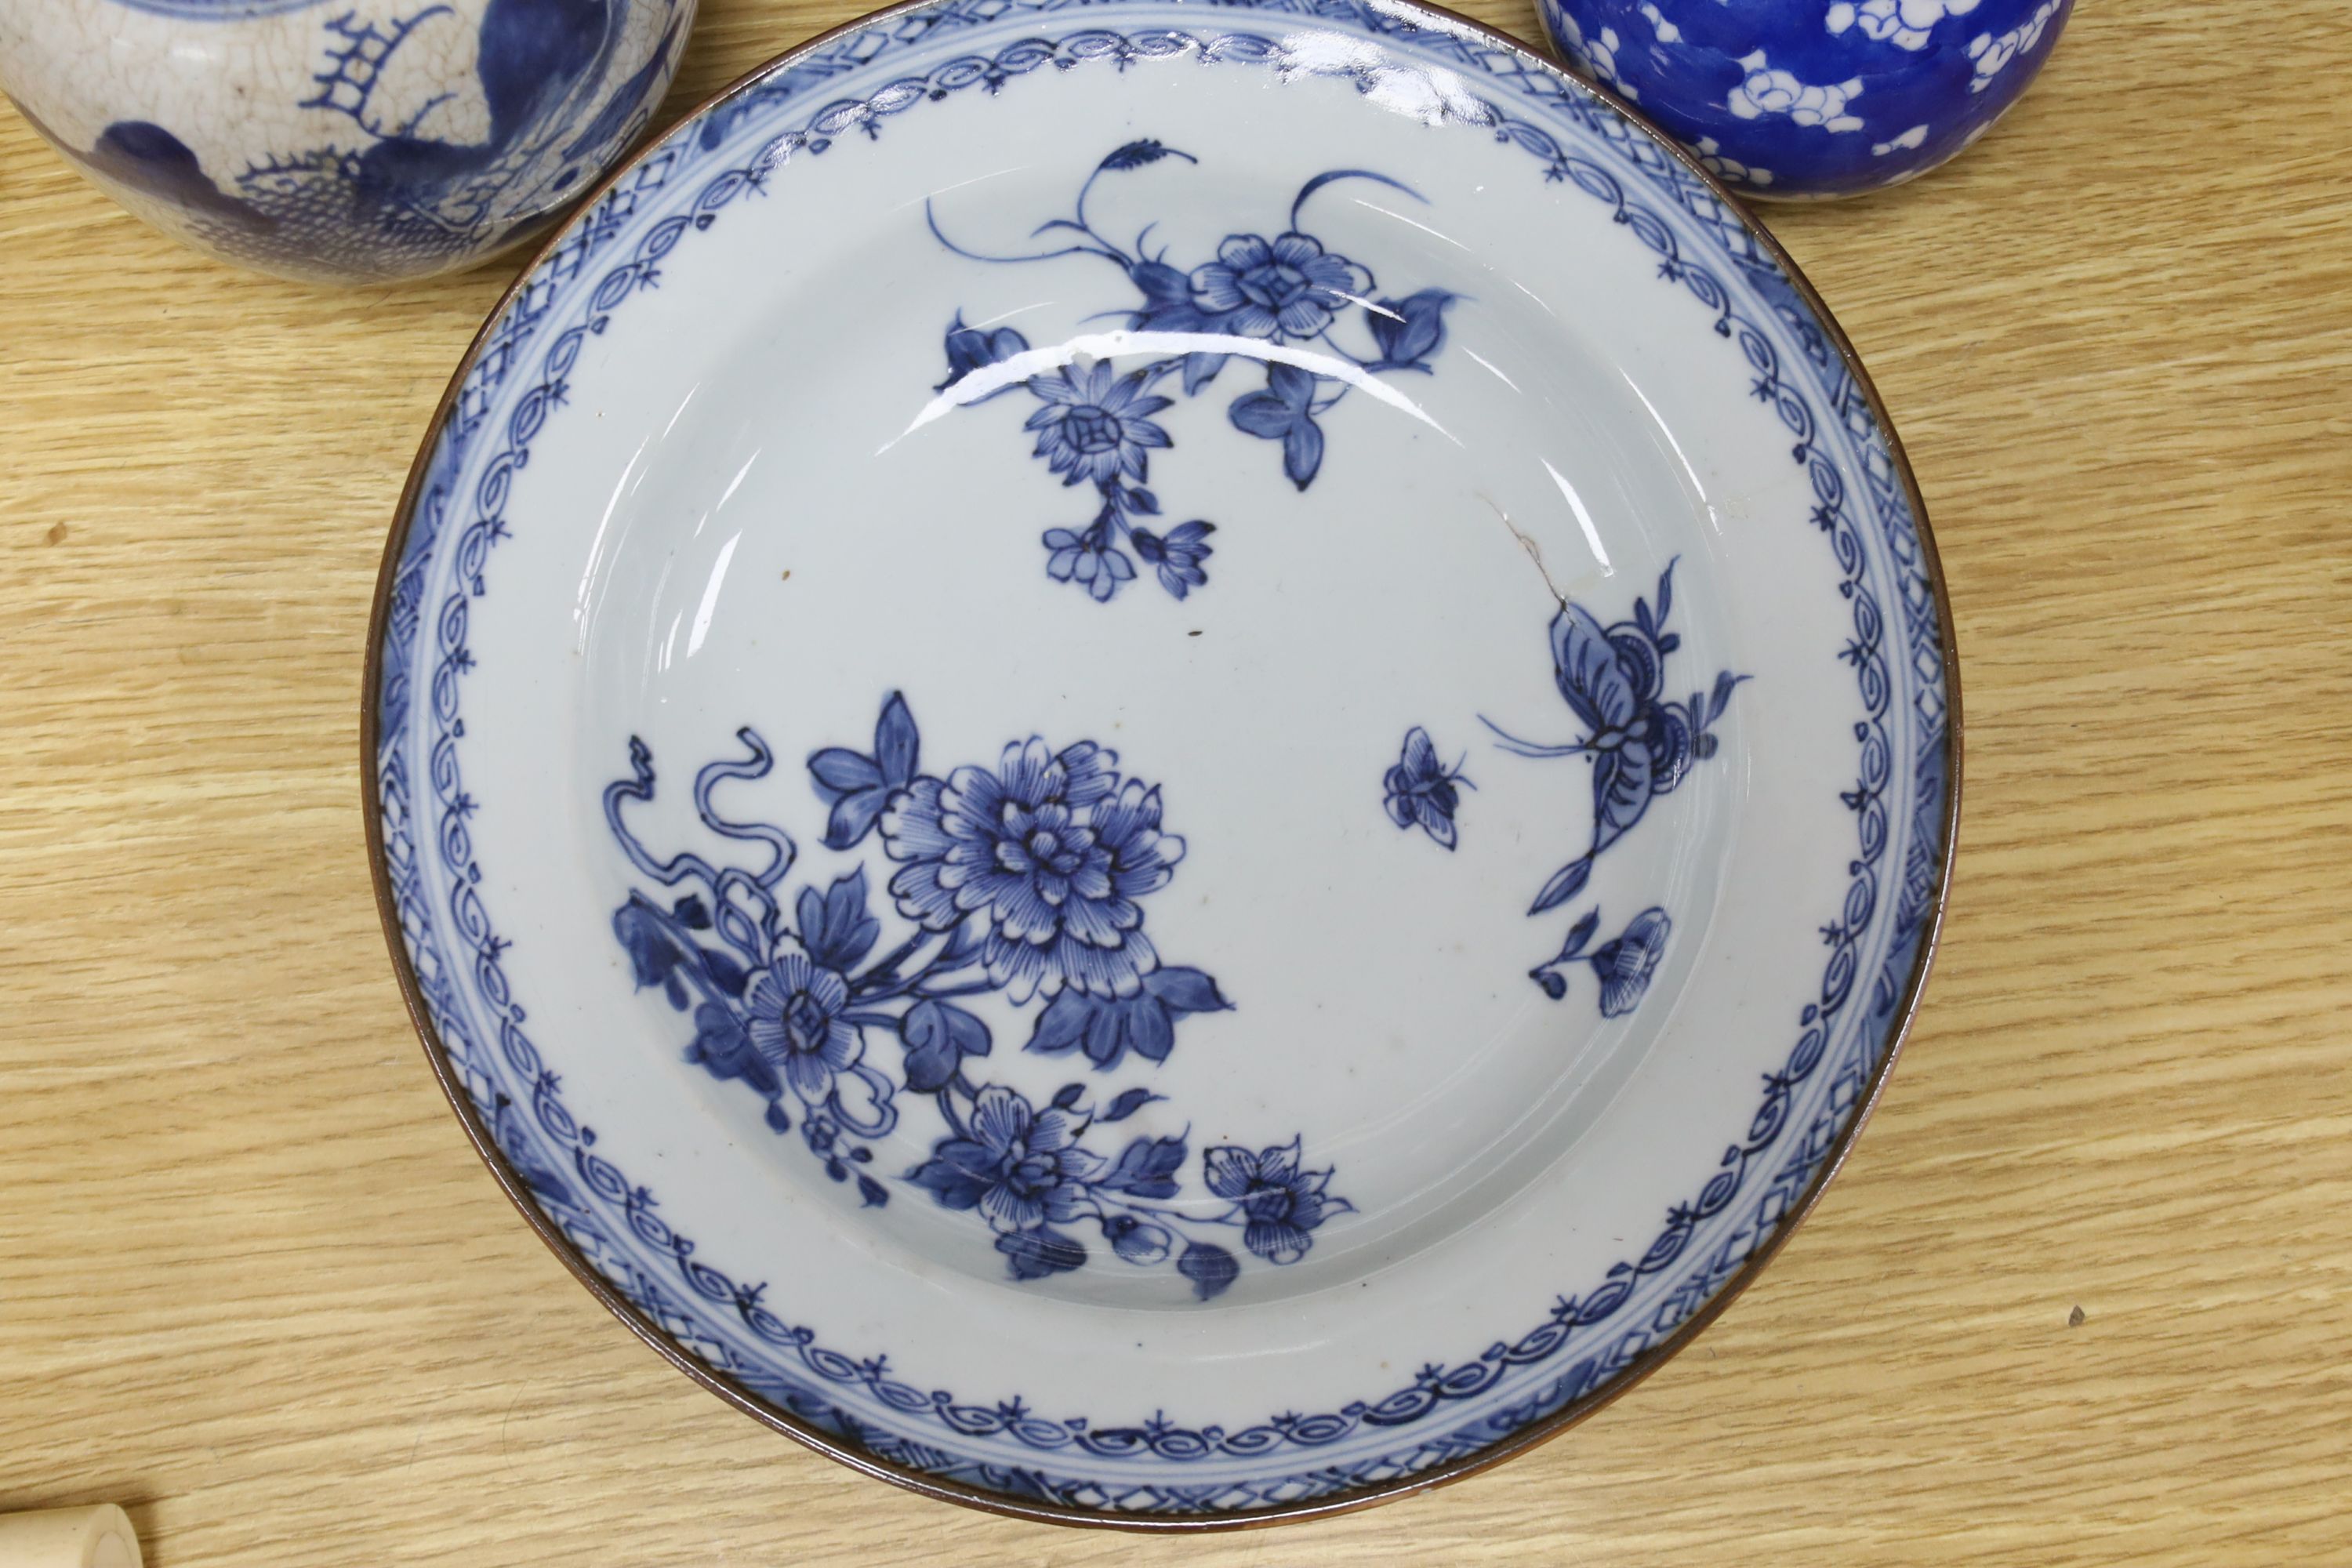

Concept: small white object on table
[[0, 1506, 142, 1568]]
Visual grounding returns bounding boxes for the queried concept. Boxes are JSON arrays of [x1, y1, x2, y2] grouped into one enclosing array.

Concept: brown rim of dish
[[361, 0, 1963, 1533]]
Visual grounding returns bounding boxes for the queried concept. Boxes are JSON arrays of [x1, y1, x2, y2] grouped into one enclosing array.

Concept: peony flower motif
[[1025, 361, 1172, 488], [744, 952, 864, 1105], [908, 1084, 1102, 1234], [615, 708, 1334, 1291], [881, 739, 1184, 1000], [1189, 232, 1370, 340], [1203, 1138, 1349, 1265]]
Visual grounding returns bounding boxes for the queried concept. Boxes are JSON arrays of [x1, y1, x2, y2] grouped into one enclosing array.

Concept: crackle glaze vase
[[367, 0, 1959, 1526], [0, 0, 696, 283], [1540, 0, 2071, 198]]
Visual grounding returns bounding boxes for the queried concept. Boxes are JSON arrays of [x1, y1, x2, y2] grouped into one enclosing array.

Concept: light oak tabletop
[[3, 1, 2347, 1563]]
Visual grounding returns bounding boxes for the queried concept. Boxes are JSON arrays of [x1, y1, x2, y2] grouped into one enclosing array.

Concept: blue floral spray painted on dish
[[604, 693, 1350, 1294], [927, 141, 1458, 602]]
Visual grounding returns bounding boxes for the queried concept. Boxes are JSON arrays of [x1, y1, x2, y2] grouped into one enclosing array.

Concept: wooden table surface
[[4, 1, 2347, 1563]]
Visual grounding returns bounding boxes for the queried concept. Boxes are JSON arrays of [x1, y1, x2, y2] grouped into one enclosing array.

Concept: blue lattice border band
[[366, 0, 1953, 1520]]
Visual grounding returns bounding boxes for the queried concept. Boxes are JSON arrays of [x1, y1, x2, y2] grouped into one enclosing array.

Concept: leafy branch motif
[[604, 694, 1350, 1294], [927, 140, 1458, 602], [1483, 561, 1747, 1009]]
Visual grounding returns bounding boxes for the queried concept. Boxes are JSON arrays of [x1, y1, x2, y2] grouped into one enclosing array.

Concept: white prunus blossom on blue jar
[[0, 0, 696, 282], [1539, 0, 2071, 199]]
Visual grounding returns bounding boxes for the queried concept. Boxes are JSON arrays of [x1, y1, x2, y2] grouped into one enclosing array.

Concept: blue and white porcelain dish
[[0, 0, 696, 283], [365, 0, 1958, 1525], [1539, 0, 2072, 198]]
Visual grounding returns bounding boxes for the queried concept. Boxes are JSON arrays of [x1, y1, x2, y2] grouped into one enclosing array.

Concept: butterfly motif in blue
[[1382, 727, 1473, 850], [1483, 560, 1747, 917]]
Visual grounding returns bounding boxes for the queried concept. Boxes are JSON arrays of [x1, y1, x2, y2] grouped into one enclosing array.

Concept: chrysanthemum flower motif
[[1024, 361, 1172, 488]]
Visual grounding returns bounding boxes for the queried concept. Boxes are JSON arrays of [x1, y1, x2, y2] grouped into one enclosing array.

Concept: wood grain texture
[[2, 1, 2347, 1562]]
